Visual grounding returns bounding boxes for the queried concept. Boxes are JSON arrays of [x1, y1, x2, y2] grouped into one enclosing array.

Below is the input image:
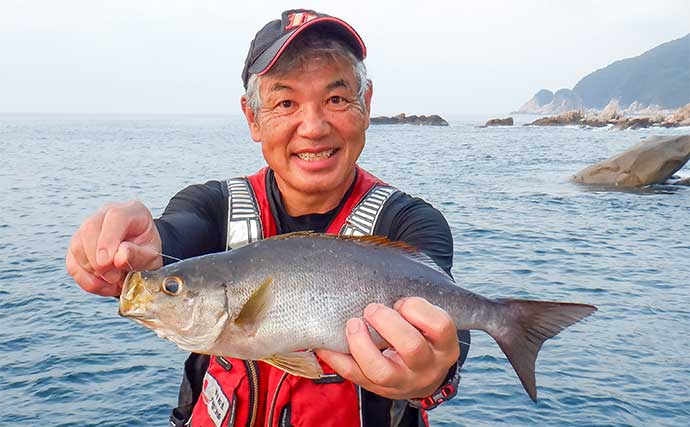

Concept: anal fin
[[262, 352, 324, 379]]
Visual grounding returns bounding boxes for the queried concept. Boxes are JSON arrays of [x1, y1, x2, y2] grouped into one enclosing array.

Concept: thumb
[[113, 241, 163, 271]]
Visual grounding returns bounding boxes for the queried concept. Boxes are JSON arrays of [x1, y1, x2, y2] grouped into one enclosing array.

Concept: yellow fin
[[234, 277, 274, 336], [262, 352, 324, 379]]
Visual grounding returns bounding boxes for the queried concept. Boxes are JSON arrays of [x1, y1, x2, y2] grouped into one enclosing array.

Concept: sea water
[[0, 114, 688, 426]]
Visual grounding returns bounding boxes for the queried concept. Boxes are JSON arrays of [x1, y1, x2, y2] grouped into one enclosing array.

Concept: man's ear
[[363, 79, 373, 129], [241, 96, 262, 142]]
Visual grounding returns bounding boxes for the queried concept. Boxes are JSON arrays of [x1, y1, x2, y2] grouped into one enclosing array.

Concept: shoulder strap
[[246, 167, 278, 239], [225, 176, 263, 250], [327, 167, 399, 236], [337, 185, 398, 236], [227, 167, 399, 248]]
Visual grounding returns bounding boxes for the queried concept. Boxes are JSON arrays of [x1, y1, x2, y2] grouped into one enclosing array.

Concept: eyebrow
[[327, 79, 350, 91], [267, 79, 350, 93], [269, 82, 292, 92]]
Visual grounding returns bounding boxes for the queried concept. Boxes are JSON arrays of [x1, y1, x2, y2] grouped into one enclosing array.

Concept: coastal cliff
[[515, 34, 690, 115]]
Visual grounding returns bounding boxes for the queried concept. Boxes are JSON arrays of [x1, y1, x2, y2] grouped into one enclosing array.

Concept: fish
[[118, 232, 596, 401]]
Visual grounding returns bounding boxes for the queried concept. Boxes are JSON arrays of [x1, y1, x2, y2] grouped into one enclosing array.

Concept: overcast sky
[[1, 0, 688, 115]]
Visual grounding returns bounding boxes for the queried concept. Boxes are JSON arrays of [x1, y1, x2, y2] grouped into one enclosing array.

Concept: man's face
[[242, 56, 372, 200]]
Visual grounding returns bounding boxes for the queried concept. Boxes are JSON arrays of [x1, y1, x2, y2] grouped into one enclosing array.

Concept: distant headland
[[514, 34, 689, 115]]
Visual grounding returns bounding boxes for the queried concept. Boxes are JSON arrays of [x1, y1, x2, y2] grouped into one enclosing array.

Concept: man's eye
[[329, 96, 344, 104], [278, 100, 293, 109]]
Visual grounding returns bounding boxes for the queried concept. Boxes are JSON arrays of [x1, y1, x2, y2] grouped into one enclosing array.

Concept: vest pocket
[[190, 358, 249, 427], [286, 377, 361, 427]]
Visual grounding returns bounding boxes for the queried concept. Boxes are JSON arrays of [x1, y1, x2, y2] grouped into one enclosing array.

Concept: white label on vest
[[201, 372, 229, 427]]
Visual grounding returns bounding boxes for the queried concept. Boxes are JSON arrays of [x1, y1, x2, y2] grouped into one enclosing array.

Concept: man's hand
[[65, 201, 163, 297], [316, 297, 460, 400]]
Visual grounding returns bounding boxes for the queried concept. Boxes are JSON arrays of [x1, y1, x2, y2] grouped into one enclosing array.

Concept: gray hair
[[245, 31, 369, 113]]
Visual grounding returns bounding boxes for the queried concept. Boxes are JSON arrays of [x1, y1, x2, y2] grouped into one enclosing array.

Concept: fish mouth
[[118, 271, 154, 318]]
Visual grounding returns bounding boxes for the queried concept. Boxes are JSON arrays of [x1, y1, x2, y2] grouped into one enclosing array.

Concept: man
[[66, 9, 469, 427]]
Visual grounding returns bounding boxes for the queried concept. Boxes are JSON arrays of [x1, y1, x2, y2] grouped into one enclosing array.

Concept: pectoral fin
[[262, 352, 324, 379], [234, 277, 274, 337]]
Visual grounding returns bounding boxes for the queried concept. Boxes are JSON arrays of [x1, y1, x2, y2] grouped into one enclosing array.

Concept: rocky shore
[[523, 102, 690, 130], [370, 113, 449, 126]]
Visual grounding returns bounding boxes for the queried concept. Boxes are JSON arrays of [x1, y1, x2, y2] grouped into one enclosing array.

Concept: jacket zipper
[[267, 371, 289, 427], [244, 361, 259, 427]]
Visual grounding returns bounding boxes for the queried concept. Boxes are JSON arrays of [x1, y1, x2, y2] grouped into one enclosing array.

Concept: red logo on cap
[[285, 12, 318, 30]]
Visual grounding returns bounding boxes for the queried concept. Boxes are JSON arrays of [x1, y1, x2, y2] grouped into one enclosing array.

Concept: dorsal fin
[[266, 231, 319, 240], [267, 232, 451, 279]]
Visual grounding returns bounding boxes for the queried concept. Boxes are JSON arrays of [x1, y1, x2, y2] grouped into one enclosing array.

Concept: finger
[[314, 349, 368, 385], [80, 216, 107, 274], [315, 350, 397, 396], [394, 297, 459, 352], [99, 268, 127, 286], [67, 252, 121, 296], [96, 201, 152, 268], [68, 232, 94, 274], [70, 205, 136, 284], [346, 317, 400, 386], [363, 303, 434, 371], [113, 241, 162, 271]]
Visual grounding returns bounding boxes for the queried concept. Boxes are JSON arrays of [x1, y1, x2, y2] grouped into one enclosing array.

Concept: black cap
[[241, 9, 367, 88]]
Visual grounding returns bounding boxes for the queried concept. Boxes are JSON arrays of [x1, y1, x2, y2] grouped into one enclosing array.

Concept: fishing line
[[157, 252, 182, 262], [121, 250, 181, 272]]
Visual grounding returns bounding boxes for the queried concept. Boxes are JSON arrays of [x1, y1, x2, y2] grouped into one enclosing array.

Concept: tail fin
[[493, 299, 596, 402]]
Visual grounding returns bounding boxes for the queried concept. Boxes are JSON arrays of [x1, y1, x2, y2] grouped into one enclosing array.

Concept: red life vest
[[190, 166, 412, 427]]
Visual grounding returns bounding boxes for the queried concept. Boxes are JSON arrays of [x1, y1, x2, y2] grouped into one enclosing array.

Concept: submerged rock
[[370, 113, 449, 126], [667, 176, 690, 186], [612, 117, 659, 130], [572, 135, 690, 187]]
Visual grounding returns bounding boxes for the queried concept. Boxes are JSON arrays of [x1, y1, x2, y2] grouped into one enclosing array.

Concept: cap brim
[[247, 16, 367, 76]]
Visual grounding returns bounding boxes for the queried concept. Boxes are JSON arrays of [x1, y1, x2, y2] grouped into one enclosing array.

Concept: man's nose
[[297, 104, 330, 139]]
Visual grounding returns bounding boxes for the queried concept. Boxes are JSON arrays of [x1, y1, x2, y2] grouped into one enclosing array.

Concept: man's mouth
[[296, 148, 337, 161]]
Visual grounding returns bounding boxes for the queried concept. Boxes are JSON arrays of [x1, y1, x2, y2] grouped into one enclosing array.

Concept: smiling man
[[66, 9, 469, 427]]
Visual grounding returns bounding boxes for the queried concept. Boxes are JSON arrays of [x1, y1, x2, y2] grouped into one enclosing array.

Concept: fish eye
[[162, 276, 183, 296]]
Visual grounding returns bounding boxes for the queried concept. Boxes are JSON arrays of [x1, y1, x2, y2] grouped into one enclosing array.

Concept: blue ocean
[[1, 114, 688, 426]]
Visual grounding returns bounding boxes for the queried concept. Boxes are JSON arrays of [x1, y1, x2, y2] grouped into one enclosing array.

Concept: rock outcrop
[[660, 103, 690, 127], [482, 117, 513, 127], [527, 111, 583, 126], [370, 113, 449, 126], [571, 135, 690, 187], [524, 103, 690, 129], [611, 117, 659, 130]]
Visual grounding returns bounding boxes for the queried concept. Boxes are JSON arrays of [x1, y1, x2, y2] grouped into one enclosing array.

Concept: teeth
[[297, 149, 335, 161]]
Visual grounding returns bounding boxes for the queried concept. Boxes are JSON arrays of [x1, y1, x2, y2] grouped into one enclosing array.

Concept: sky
[[1, 0, 688, 115]]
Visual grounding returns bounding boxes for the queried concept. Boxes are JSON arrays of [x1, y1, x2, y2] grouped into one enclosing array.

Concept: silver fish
[[119, 232, 596, 401]]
